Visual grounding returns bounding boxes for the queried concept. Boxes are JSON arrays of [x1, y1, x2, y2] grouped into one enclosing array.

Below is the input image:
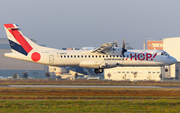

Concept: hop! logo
[[125, 53, 157, 61]]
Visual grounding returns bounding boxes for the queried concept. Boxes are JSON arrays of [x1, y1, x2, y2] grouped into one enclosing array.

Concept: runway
[[0, 85, 179, 89]]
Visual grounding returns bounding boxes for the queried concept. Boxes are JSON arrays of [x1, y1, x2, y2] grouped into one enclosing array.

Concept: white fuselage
[[5, 49, 176, 68]]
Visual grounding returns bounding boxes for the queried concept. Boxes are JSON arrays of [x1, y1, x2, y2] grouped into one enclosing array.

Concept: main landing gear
[[94, 68, 104, 74]]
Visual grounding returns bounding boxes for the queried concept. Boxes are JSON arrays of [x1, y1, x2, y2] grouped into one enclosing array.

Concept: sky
[[0, 0, 180, 49]]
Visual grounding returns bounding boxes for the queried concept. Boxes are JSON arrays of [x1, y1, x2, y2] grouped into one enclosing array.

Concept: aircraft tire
[[165, 68, 168, 72], [94, 68, 104, 74], [94, 69, 99, 74]]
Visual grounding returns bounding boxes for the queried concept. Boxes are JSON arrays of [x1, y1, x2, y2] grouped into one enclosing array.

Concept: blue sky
[[0, 0, 180, 49]]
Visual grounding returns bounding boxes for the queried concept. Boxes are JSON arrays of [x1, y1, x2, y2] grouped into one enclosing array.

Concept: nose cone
[[173, 58, 177, 63], [171, 56, 177, 64]]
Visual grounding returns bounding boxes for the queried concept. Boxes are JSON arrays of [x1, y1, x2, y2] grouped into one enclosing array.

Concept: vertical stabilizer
[[4, 24, 33, 55], [4, 23, 56, 56]]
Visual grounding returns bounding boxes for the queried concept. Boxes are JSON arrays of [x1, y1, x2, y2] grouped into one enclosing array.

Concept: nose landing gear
[[165, 68, 168, 72]]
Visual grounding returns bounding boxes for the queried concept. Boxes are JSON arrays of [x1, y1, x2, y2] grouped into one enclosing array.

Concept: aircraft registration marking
[[58, 53, 67, 54]]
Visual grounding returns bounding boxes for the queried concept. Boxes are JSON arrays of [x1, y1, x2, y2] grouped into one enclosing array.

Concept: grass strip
[[0, 100, 180, 112], [1, 79, 180, 86], [0, 95, 180, 100], [1, 88, 180, 96]]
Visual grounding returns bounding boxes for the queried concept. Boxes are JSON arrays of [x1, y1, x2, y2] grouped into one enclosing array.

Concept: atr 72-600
[[4, 24, 177, 74]]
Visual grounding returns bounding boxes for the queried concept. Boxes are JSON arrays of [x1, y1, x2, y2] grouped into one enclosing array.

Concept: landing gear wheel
[[165, 68, 168, 72], [94, 69, 99, 74], [98, 68, 103, 73], [94, 68, 104, 74]]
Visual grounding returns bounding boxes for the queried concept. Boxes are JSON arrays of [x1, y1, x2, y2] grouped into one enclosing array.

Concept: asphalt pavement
[[0, 85, 178, 89]]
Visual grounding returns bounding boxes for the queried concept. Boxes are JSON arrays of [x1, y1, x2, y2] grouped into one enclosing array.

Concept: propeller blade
[[122, 38, 125, 49], [122, 38, 127, 56], [115, 40, 118, 47]]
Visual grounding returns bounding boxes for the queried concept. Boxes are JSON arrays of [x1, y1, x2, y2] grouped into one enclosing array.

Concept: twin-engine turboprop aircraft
[[4, 24, 177, 74]]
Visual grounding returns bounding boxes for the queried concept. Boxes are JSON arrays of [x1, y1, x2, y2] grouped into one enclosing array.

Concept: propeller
[[112, 40, 118, 53], [122, 38, 127, 56]]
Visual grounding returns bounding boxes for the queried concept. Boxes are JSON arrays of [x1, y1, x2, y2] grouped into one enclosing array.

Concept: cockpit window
[[161, 52, 169, 56], [164, 52, 169, 56]]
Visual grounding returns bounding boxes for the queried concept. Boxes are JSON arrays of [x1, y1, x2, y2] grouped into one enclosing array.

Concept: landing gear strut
[[94, 68, 104, 74]]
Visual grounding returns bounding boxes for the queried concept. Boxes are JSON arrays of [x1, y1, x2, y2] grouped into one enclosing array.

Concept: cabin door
[[49, 55, 54, 64]]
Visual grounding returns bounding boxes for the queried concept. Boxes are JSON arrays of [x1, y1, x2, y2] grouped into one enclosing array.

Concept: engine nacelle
[[79, 61, 118, 69], [105, 62, 118, 68], [79, 61, 103, 68]]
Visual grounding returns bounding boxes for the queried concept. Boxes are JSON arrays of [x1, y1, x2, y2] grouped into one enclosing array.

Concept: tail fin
[[4, 23, 56, 56]]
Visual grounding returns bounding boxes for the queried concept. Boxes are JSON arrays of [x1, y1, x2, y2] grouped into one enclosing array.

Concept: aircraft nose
[[174, 58, 177, 63], [171, 56, 177, 64]]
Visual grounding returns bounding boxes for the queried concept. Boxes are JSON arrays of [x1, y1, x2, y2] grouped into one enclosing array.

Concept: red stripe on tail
[[4, 24, 33, 53]]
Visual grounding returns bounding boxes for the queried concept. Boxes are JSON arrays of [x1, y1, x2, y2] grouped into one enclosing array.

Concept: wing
[[92, 42, 115, 54]]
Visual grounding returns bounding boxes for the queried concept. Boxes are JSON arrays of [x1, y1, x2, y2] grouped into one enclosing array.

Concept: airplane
[[4, 23, 177, 74]]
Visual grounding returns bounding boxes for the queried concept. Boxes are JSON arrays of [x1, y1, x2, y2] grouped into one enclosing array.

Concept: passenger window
[[74, 55, 76, 58], [92, 55, 94, 58], [67, 55, 69, 58], [78, 55, 79, 58], [71, 55, 73, 58], [89, 55, 90, 58], [85, 55, 87, 58], [64, 55, 66, 58], [99, 55, 101, 58], [81, 55, 83, 58]]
